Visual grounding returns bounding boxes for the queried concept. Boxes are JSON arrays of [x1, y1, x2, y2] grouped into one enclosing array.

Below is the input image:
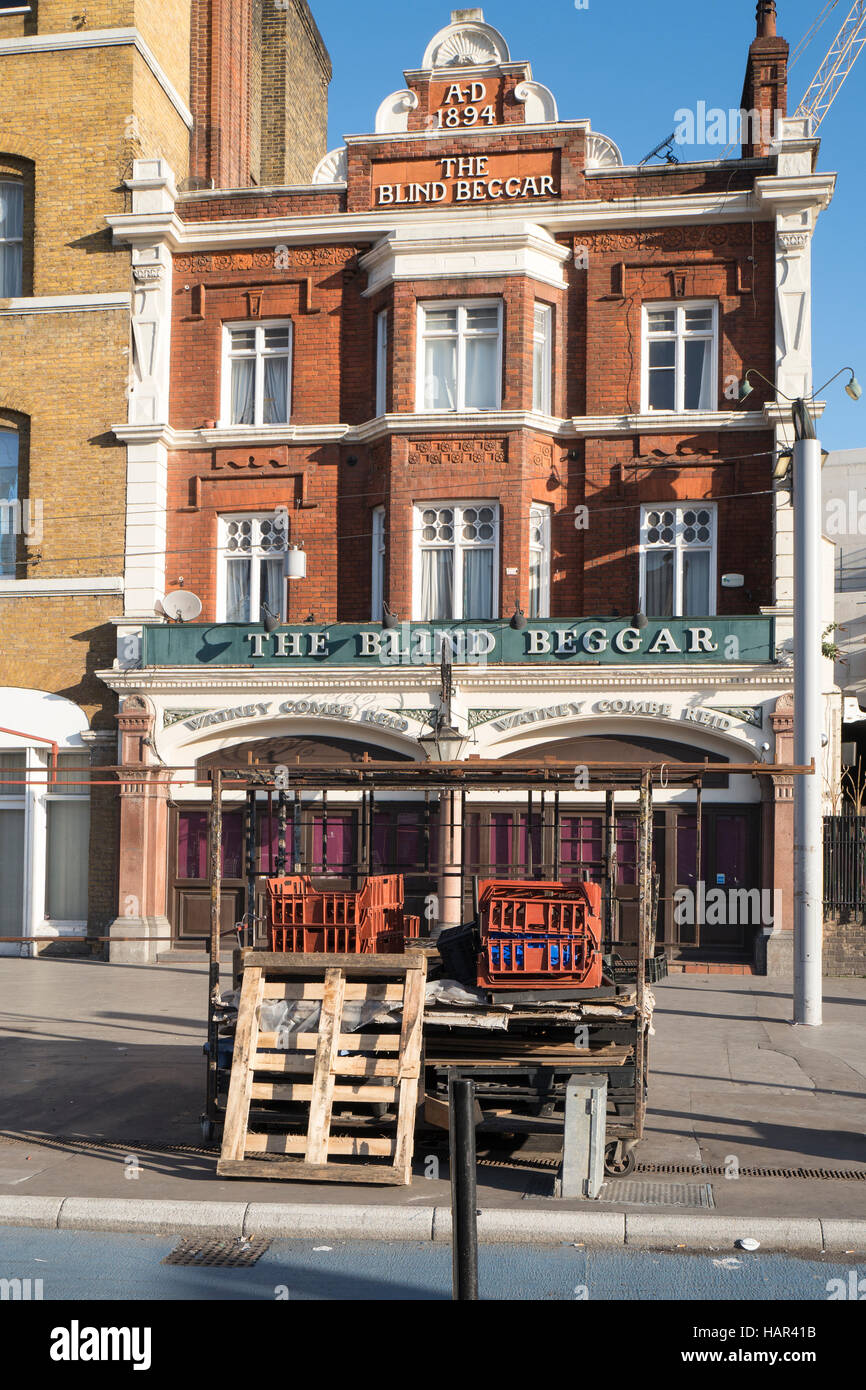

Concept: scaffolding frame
[[201, 757, 813, 1143]]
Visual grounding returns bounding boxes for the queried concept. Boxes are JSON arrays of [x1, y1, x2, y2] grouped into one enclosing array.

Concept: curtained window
[[418, 301, 501, 411], [528, 504, 551, 618], [644, 302, 716, 413], [219, 513, 288, 622], [224, 322, 292, 426], [640, 504, 716, 616], [45, 753, 90, 922], [415, 503, 498, 621], [532, 304, 552, 413]]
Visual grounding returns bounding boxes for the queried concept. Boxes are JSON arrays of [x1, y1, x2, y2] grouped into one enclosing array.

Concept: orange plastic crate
[[266, 875, 414, 954], [477, 879, 603, 989]]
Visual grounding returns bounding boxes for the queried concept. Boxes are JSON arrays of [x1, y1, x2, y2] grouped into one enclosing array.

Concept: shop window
[[177, 810, 243, 879], [0, 427, 18, 576], [559, 816, 638, 885], [413, 501, 499, 621], [221, 321, 292, 427], [256, 810, 294, 875], [373, 809, 439, 872], [371, 505, 385, 621], [642, 301, 717, 412], [532, 303, 552, 413], [0, 180, 23, 298], [218, 512, 288, 623], [375, 309, 388, 416], [478, 812, 543, 876], [640, 503, 717, 617], [312, 816, 356, 874], [417, 300, 502, 411], [45, 753, 90, 922], [528, 503, 551, 619]]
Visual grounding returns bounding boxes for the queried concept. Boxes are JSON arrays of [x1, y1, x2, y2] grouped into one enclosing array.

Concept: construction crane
[[792, 0, 866, 132], [640, 2, 866, 164]]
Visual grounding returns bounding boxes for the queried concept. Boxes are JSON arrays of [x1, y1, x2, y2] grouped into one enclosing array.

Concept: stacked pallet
[[218, 952, 426, 1184]]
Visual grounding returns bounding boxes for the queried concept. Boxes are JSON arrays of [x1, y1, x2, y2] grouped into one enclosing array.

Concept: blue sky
[[312, 0, 865, 450]]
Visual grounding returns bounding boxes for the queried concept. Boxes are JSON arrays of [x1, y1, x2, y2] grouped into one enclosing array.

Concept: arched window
[[0, 180, 23, 297]]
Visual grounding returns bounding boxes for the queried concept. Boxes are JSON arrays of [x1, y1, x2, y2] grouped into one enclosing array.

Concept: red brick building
[[102, 6, 841, 972]]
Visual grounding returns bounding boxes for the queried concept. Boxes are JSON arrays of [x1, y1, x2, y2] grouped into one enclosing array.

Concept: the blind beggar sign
[[374, 153, 560, 206]]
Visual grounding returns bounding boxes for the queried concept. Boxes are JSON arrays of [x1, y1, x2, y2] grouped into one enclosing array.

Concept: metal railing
[[824, 813, 866, 912]]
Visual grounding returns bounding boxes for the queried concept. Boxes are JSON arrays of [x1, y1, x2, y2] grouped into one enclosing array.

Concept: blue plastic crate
[[488, 933, 578, 972]]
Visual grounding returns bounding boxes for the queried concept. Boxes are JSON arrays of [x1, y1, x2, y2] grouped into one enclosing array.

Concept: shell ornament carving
[[585, 132, 624, 170], [433, 30, 499, 67], [312, 147, 348, 185]]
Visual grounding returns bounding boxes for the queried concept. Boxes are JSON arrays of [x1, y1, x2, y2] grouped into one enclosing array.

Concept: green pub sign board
[[143, 618, 775, 668]]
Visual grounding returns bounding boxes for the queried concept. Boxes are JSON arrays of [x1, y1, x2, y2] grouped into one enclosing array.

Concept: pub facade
[[101, 6, 841, 972]]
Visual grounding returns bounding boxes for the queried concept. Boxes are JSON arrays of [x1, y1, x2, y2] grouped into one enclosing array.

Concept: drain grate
[[637, 1162, 866, 1181], [162, 1236, 270, 1268], [602, 1180, 715, 1208]]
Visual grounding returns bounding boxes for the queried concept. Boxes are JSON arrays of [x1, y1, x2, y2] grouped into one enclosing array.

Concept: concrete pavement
[[0, 958, 863, 1239]]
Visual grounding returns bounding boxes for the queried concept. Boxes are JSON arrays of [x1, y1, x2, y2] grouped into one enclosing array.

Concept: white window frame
[[415, 299, 503, 413], [639, 502, 718, 617], [532, 303, 553, 414], [529, 503, 552, 619], [641, 300, 718, 414], [371, 505, 385, 620], [220, 319, 293, 427], [412, 500, 500, 621], [375, 309, 388, 417], [216, 512, 288, 622]]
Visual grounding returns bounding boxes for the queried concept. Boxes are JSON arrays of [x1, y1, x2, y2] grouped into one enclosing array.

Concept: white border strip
[[0, 578, 124, 597], [0, 293, 130, 317], [0, 28, 193, 129]]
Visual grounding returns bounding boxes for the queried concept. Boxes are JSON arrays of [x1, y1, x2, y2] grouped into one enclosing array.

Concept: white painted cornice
[[359, 223, 571, 296], [99, 665, 793, 697], [342, 119, 589, 149], [112, 422, 350, 448], [0, 292, 130, 316], [107, 211, 186, 251], [763, 401, 826, 425], [567, 410, 770, 437], [753, 173, 835, 215], [107, 190, 774, 257], [348, 410, 556, 443], [0, 28, 193, 129], [112, 409, 773, 450], [112, 423, 175, 447]]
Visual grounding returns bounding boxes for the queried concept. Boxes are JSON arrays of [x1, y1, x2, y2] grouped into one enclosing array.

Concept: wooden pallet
[[218, 952, 427, 1185]]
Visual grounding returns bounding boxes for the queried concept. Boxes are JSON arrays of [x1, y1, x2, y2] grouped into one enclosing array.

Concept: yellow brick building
[[0, 0, 329, 957]]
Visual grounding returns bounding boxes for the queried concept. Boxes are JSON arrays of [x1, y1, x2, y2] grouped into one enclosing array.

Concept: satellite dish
[[162, 589, 203, 623]]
